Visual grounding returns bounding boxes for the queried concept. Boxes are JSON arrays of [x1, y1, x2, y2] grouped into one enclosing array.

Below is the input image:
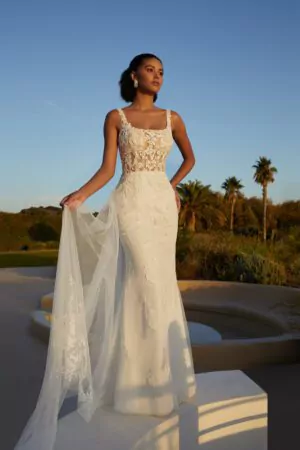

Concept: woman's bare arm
[[60, 110, 120, 208], [78, 109, 119, 199], [169, 111, 196, 188]]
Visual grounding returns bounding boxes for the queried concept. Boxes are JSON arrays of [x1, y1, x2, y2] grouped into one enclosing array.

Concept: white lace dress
[[14, 108, 197, 450]]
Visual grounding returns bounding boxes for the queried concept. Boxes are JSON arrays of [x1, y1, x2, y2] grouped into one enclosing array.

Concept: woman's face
[[133, 58, 164, 96]]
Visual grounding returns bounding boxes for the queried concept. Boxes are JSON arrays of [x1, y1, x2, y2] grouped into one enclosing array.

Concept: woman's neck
[[131, 92, 155, 111]]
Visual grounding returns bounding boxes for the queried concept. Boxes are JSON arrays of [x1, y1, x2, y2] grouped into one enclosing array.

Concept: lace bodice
[[118, 109, 173, 174]]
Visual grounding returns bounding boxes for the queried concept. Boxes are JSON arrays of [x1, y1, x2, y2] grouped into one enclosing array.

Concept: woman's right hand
[[59, 190, 87, 210]]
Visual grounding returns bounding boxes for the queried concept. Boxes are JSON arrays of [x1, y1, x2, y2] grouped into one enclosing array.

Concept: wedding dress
[[14, 108, 197, 450]]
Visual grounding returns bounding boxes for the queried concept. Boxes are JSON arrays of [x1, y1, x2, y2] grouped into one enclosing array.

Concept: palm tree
[[221, 176, 244, 232], [177, 180, 225, 232], [252, 157, 277, 241]]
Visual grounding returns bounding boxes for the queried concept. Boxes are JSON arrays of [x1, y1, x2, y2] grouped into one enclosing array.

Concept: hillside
[[0, 206, 62, 251]]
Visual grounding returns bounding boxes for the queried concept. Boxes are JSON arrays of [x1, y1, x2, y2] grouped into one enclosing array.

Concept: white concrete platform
[[54, 370, 267, 450]]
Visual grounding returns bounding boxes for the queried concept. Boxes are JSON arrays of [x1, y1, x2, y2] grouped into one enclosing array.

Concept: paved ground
[[245, 364, 300, 450], [1, 267, 54, 450], [2, 267, 300, 449]]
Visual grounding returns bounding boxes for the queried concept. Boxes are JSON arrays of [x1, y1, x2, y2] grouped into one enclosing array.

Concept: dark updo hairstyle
[[119, 53, 162, 103]]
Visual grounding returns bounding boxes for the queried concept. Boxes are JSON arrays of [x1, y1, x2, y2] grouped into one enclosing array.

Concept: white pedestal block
[[55, 370, 267, 450], [180, 370, 267, 449]]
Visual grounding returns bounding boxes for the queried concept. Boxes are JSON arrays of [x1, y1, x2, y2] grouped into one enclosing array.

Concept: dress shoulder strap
[[117, 108, 127, 125], [166, 109, 172, 130]]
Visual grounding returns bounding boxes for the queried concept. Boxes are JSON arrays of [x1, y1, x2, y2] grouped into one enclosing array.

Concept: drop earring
[[134, 79, 138, 88]]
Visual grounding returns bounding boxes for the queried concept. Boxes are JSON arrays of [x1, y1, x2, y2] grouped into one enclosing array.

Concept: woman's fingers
[[59, 191, 84, 210], [60, 192, 75, 207], [68, 200, 82, 211], [59, 196, 69, 207], [61, 194, 83, 211]]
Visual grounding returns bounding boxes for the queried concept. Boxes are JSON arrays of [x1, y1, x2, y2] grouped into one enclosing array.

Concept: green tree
[[253, 157, 277, 241], [221, 176, 244, 232], [234, 198, 260, 233], [177, 180, 225, 232]]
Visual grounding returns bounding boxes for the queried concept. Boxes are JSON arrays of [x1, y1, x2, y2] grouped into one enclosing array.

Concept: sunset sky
[[1, 0, 299, 212]]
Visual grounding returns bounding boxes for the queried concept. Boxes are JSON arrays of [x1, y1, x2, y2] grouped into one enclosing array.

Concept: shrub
[[235, 252, 287, 285], [176, 229, 194, 263], [176, 231, 288, 285], [28, 222, 59, 242]]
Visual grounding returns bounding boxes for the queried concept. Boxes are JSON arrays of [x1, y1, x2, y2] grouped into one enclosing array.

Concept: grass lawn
[[0, 250, 58, 268]]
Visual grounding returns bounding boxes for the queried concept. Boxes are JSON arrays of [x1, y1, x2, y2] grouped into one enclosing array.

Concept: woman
[[15, 53, 197, 450]]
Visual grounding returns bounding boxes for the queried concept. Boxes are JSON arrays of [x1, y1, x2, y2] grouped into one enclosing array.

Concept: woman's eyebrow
[[144, 64, 163, 71]]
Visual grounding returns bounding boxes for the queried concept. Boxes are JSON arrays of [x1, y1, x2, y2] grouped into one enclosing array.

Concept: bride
[[14, 53, 197, 450]]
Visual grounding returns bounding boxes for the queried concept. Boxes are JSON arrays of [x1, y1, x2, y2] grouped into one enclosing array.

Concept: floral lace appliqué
[[118, 109, 173, 175]]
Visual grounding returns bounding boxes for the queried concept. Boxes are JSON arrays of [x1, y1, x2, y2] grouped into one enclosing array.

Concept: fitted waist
[[115, 169, 171, 190]]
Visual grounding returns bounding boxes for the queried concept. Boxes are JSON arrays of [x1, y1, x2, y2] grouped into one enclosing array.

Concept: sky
[[1, 0, 299, 212]]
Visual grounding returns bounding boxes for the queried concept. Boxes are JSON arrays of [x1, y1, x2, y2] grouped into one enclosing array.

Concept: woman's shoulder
[[105, 108, 122, 118], [103, 109, 123, 126], [167, 110, 185, 130], [169, 109, 181, 118]]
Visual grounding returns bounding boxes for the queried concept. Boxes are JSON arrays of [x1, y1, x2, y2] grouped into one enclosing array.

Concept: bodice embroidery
[[117, 109, 173, 174]]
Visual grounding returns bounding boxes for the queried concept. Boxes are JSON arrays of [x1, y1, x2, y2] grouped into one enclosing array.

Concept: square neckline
[[119, 108, 170, 132]]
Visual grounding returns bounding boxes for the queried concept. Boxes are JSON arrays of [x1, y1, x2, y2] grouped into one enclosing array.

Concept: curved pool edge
[[31, 279, 300, 370]]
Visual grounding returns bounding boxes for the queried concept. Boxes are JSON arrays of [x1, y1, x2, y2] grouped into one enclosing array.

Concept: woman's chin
[[142, 86, 161, 96], [151, 86, 161, 95]]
